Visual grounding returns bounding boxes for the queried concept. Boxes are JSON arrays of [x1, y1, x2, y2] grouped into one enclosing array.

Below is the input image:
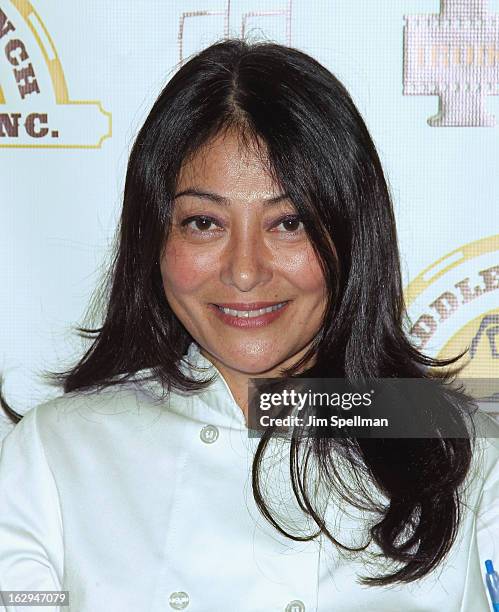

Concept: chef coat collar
[[132, 342, 256, 430], [174, 341, 249, 429]]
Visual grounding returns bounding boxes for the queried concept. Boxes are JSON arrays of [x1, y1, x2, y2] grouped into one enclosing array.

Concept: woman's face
[[160, 127, 327, 377]]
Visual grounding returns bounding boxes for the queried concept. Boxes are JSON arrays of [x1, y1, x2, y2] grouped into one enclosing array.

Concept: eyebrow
[[173, 188, 290, 207]]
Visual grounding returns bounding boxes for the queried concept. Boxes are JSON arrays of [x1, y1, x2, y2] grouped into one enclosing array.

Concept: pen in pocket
[[485, 560, 499, 612]]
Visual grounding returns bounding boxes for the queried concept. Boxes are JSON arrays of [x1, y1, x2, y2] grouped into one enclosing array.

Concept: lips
[[213, 301, 289, 310], [209, 300, 290, 328]]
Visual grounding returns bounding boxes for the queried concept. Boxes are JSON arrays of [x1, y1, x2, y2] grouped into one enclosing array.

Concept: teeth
[[217, 302, 287, 318]]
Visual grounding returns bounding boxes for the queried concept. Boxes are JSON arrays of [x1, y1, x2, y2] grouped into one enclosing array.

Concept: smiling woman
[[1, 37, 498, 612], [161, 126, 328, 415]]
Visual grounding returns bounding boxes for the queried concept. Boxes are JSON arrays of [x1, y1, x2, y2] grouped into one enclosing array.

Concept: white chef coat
[[0, 340, 498, 612]]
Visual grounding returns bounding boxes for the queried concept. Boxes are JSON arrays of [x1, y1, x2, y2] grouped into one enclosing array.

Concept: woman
[[1, 38, 498, 611]]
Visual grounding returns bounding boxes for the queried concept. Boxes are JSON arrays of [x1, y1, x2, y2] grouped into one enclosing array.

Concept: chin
[[234, 363, 276, 376], [224, 352, 285, 376]]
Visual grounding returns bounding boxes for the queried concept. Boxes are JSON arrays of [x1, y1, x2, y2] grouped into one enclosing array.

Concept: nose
[[219, 224, 273, 292]]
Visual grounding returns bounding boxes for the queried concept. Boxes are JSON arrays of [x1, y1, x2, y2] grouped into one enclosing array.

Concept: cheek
[[278, 244, 325, 294], [160, 241, 217, 294]]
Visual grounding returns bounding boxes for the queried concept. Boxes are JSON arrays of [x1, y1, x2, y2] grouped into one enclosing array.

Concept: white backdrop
[[1, 0, 499, 439]]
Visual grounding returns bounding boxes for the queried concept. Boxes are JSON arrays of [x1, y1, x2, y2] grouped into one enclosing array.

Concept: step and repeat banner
[[1, 0, 498, 438]]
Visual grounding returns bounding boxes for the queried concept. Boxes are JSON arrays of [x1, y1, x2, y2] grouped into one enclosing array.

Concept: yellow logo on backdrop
[[405, 234, 499, 402], [0, 0, 111, 148]]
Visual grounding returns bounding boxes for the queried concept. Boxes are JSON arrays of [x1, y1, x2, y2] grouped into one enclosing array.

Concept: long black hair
[[1, 37, 476, 586]]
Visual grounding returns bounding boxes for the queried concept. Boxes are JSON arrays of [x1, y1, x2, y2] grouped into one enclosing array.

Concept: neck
[[199, 345, 318, 422]]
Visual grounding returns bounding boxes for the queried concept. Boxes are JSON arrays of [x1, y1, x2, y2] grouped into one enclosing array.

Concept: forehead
[[176, 129, 279, 199]]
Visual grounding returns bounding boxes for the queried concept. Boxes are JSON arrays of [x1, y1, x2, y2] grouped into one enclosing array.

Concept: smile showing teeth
[[216, 302, 287, 318]]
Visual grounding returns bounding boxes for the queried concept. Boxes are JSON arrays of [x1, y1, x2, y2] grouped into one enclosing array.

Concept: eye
[[180, 215, 221, 234], [272, 215, 305, 235]]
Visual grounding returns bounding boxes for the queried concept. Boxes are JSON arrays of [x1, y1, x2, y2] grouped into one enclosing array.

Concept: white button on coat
[[0, 341, 498, 611], [169, 591, 189, 609], [200, 424, 219, 444]]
